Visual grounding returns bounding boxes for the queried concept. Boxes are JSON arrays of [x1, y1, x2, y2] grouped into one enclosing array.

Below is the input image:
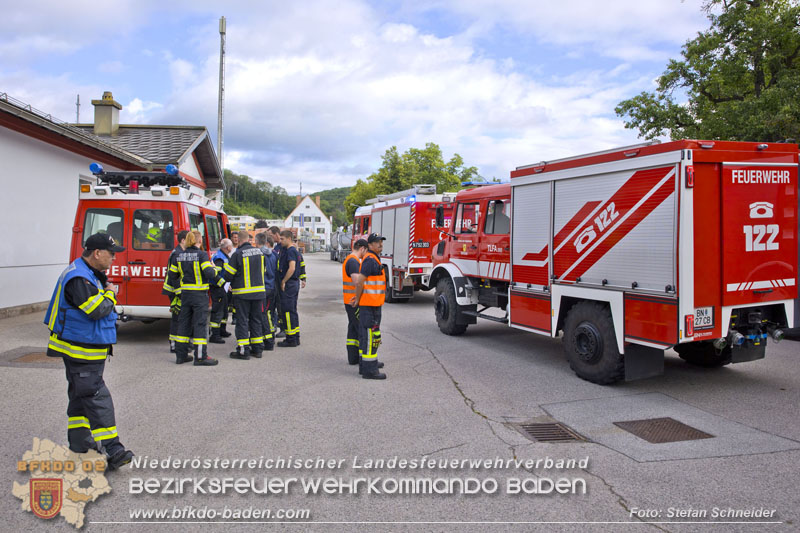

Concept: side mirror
[[435, 205, 444, 228]]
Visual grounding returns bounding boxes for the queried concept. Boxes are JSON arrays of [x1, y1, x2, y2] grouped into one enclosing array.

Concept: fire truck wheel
[[563, 302, 624, 384], [383, 267, 396, 304], [674, 341, 732, 367], [435, 278, 468, 336]]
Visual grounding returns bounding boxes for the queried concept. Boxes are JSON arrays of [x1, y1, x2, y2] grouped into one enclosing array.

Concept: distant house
[[284, 195, 332, 251], [0, 91, 223, 316], [228, 215, 257, 231]]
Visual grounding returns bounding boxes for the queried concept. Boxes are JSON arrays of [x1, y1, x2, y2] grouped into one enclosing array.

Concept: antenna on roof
[[76, 94, 80, 123], [217, 16, 226, 171]]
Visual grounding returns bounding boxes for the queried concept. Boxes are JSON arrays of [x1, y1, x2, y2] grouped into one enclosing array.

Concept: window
[[133, 209, 174, 250], [189, 212, 205, 248], [455, 203, 480, 234], [315, 216, 321, 222], [363, 216, 370, 233], [484, 199, 511, 234], [206, 215, 222, 250], [83, 209, 124, 247], [316, 227, 325, 234]]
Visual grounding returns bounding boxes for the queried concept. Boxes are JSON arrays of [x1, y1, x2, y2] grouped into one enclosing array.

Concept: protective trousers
[[280, 280, 300, 343], [64, 359, 123, 456], [175, 291, 209, 357], [168, 296, 181, 343], [345, 305, 360, 365], [234, 297, 264, 353], [262, 296, 275, 345], [358, 305, 382, 374], [209, 287, 227, 335]]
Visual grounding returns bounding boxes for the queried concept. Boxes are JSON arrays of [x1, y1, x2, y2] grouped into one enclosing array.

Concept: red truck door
[[449, 200, 482, 276], [721, 163, 798, 306], [479, 198, 511, 280], [125, 202, 180, 307], [76, 201, 129, 305]]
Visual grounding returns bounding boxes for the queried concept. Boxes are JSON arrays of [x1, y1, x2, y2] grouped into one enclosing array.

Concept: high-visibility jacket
[[341, 253, 361, 304], [162, 244, 184, 296], [167, 246, 224, 292], [44, 258, 117, 361], [222, 242, 267, 299], [359, 254, 385, 307]]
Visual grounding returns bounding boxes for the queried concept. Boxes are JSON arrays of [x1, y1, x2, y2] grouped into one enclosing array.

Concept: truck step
[[462, 310, 508, 324]]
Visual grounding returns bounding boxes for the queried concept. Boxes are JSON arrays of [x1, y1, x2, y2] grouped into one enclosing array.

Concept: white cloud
[[123, 98, 163, 124]]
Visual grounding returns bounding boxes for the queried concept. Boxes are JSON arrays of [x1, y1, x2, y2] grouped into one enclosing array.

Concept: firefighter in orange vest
[[353, 233, 387, 379], [343, 239, 368, 365]]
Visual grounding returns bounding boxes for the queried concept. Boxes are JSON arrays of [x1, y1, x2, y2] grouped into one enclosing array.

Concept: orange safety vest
[[341, 253, 362, 304], [359, 254, 385, 307]]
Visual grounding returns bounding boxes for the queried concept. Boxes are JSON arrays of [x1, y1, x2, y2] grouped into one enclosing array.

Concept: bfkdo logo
[[30, 479, 63, 519]]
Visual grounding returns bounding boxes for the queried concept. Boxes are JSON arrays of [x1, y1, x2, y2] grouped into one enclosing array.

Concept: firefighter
[[163, 230, 189, 354], [269, 226, 284, 338], [44, 233, 134, 470], [167, 230, 225, 365], [343, 239, 368, 365], [222, 230, 267, 359], [277, 230, 301, 347], [354, 233, 387, 379], [209, 238, 234, 343], [253, 232, 278, 350]]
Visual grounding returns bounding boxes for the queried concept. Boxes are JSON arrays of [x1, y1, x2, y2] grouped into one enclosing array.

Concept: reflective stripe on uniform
[[48, 285, 61, 330], [180, 284, 210, 291], [223, 263, 237, 275], [210, 322, 220, 328], [362, 328, 377, 360], [91, 426, 118, 442], [192, 338, 207, 345], [250, 336, 264, 343], [174, 336, 191, 344], [232, 286, 265, 295], [346, 339, 359, 346], [285, 312, 299, 335], [78, 292, 105, 314], [68, 416, 90, 430], [48, 334, 107, 361], [237, 338, 251, 346]]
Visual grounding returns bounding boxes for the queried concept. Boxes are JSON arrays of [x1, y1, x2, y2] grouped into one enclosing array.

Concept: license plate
[[694, 307, 714, 330]]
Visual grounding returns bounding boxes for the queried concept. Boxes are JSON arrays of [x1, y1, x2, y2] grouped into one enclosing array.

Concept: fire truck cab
[[431, 140, 798, 384], [70, 163, 229, 321]]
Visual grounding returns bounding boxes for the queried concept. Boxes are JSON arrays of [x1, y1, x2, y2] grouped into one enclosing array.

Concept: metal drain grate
[[0, 346, 60, 369], [613, 417, 714, 444], [516, 423, 585, 443]]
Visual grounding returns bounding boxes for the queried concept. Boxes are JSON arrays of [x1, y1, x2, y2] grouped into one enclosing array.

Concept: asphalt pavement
[[2, 252, 798, 532]]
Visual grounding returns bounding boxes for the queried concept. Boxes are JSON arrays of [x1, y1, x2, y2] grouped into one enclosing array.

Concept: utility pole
[[76, 94, 80, 123], [217, 16, 226, 171]]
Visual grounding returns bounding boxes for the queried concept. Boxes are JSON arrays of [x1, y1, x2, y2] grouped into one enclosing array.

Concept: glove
[[370, 325, 381, 351], [170, 296, 182, 314]]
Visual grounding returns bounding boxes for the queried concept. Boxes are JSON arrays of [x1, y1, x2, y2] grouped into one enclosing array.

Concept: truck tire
[[383, 268, 396, 304], [563, 301, 624, 385], [434, 278, 468, 335], [674, 341, 732, 368]]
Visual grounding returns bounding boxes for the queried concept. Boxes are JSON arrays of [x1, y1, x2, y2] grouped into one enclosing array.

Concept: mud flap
[[731, 341, 766, 363], [624, 344, 664, 381]]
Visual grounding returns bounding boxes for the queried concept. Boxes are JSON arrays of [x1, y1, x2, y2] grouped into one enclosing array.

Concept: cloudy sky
[[1, 0, 709, 194]]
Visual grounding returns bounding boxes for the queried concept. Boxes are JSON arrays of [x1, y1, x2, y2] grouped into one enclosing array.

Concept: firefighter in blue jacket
[[255, 231, 278, 350], [44, 233, 134, 470]]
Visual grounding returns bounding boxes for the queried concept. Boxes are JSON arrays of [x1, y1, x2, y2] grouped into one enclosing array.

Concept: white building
[[284, 195, 332, 251], [0, 91, 223, 316], [228, 215, 257, 231]]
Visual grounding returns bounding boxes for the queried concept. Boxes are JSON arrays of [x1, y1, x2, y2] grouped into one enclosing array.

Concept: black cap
[[367, 233, 386, 243], [353, 238, 369, 249], [85, 233, 125, 252]]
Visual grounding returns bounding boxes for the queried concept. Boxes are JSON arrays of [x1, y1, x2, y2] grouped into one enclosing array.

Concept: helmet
[[146, 227, 162, 242]]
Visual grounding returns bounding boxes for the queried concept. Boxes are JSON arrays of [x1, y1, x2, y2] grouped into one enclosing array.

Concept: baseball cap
[[85, 233, 126, 252], [367, 233, 386, 243], [353, 238, 369, 249]]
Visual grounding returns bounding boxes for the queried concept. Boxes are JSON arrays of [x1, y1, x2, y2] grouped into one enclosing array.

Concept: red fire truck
[[352, 185, 455, 302], [69, 163, 229, 322], [431, 140, 798, 384]]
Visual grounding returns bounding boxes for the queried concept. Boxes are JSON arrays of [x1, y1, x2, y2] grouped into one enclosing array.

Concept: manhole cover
[[613, 417, 714, 444], [13, 352, 53, 363], [515, 423, 585, 443]]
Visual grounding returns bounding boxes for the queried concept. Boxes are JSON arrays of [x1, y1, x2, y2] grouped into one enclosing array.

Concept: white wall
[[284, 199, 332, 245], [0, 127, 121, 309]]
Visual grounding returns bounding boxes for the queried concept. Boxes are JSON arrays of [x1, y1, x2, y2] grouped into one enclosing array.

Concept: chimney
[[92, 91, 122, 136], [315, 195, 321, 207], [296, 195, 302, 207]]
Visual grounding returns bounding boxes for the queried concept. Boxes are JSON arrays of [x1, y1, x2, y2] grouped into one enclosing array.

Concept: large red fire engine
[[70, 163, 229, 321], [431, 140, 798, 384], [352, 185, 455, 302]]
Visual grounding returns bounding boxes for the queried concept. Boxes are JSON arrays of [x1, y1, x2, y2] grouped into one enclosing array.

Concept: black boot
[[220, 324, 232, 338], [277, 337, 297, 348], [194, 345, 219, 366], [360, 359, 386, 379], [175, 344, 193, 364], [265, 340, 275, 351], [230, 346, 250, 360], [250, 344, 263, 358], [209, 328, 225, 344], [106, 448, 134, 471]]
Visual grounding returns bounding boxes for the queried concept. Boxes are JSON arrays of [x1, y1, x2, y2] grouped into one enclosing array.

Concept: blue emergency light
[[165, 164, 179, 176], [407, 195, 416, 203], [89, 162, 104, 175]]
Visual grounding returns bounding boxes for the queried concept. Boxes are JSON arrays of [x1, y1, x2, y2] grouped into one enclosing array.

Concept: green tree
[[344, 143, 478, 219], [615, 0, 800, 142]]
